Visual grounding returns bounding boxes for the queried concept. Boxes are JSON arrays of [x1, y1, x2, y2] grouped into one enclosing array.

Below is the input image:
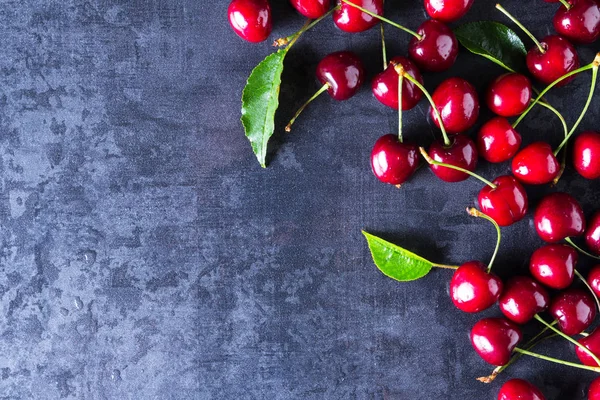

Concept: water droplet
[[80, 250, 96, 266], [110, 369, 121, 382], [73, 296, 83, 310], [59, 307, 69, 316]]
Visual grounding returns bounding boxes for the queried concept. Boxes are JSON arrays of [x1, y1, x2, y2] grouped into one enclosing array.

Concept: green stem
[[575, 269, 600, 313], [558, 0, 572, 9], [285, 83, 330, 132], [398, 70, 403, 143], [380, 23, 387, 70], [537, 100, 568, 138], [565, 237, 600, 260], [495, 4, 545, 54], [419, 147, 497, 188], [514, 347, 600, 373], [432, 264, 459, 270], [466, 208, 501, 273], [340, 0, 422, 40], [281, 6, 339, 50]]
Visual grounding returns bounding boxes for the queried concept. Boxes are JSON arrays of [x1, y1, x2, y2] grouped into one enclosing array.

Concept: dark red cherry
[[486, 73, 532, 117], [427, 134, 478, 182], [424, 0, 474, 22], [477, 117, 522, 163], [590, 377, 600, 400], [577, 327, 600, 367], [429, 77, 479, 134], [228, 0, 272, 43], [573, 131, 600, 179], [586, 212, 600, 255], [372, 57, 423, 110], [499, 276, 550, 324], [371, 135, 418, 185], [333, 0, 384, 33], [470, 318, 522, 366], [316, 51, 365, 101], [587, 265, 600, 297], [553, 0, 600, 44], [449, 261, 503, 313], [526, 35, 580, 86], [550, 289, 596, 335], [290, 0, 331, 18], [511, 142, 560, 185], [534, 192, 586, 243], [498, 379, 546, 400], [408, 19, 459, 72], [529, 244, 577, 289], [478, 175, 528, 227]]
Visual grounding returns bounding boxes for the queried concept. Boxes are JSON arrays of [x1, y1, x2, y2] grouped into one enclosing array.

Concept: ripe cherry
[[477, 117, 522, 163], [498, 379, 546, 400], [372, 57, 423, 110], [576, 327, 600, 367], [427, 134, 478, 182], [590, 376, 600, 399], [449, 261, 503, 313], [573, 131, 600, 179], [408, 19, 459, 72], [553, 0, 600, 44], [228, 0, 272, 43], [290, 0, 331, 18], [371, 135, 418, 185], [333, 0, 384, 33], [499, 276, 550, 324], [470, 318, 522, 366], [586, 212, 600, 255], [424, 0, 474, 22], [511, 142, 560, 185], [478, 175, 528, 227], [534, 192, 586, 243], [550, 289, 596, 335], [529, 244, 577, 289], [486, 73, 532, 117], [526, 35, 580, 86], [429, 77, 480, 134]]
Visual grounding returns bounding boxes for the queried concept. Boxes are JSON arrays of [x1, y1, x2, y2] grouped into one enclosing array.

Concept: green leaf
[[454, 21, 527, 73], [241, 49, 288, 168], [362, 231, 433, 282]]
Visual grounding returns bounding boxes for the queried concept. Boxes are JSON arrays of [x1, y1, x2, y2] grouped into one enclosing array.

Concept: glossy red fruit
[[553, 0, 600, 44], [429, 77, 479, 134], [486, 73, 532, 117], [371, 135, 418, 185], [408, 19, 459, 72], [498, 379, 546, 400], [586, 212, 600, 255], [573, 131, 600, 179], [534, 192, 586, 242], [529, 244, 577, 289], [511, 142, 560, 185], [526, 35, 580, 86], [290, 0, 331, 18], [550, 289, 596, 335], [424, 0, 474, 22], [589, 376, 600, 399], [333, 0, 384, 33], [477, 117, 522, 163], [316, 51, 365, 101], [499, 276, 550, 324], [450, 261, 503, 313], [478, 175, 528, 227], [588, 265, 600, 297], [228, 0, 272, 43], [372, 57, 423, 110], [577, 327, 600, 367], [470, 318, 522, 366], [427, 134, 478, 182]]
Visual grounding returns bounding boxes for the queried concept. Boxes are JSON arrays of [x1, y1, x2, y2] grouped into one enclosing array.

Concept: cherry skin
[[553, 0, 600, 44], [526, 35, 580, 86], [449, 261, 503, 313], [424, 0, 474, 22], [511, 142, 560, 185], [228, 0, 272, 43], [499, 276, 550, 324], [427, 134, 478, 182], [429, 77, 480, 134], [290, 0, 331, 18], [371, 135, 418, 185], [588, 265, 600, 297], [586, 212, 600, 255], [470, 318, 522, 366], [550, 289, 596, 335], [333, 0, 384, 33], [372, 57, 423, 110], [408, 19, 459, 72], [529, 244, 577, 289], [486, 73, 532, 117], [534, 192, 586, 243], [478, 175, 528, 227], [590, 376, 600, 399], [316, 51, 365, 101], [577, 327, 600, 367], [477, 117, 522, 163], [498, 379, 546, 400], [573, 131, 600, 179]]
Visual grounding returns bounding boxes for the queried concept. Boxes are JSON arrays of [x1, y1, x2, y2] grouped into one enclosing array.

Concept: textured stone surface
[[0, 0, 599, 399]]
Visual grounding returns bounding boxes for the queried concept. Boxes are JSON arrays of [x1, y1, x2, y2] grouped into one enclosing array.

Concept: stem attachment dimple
[[285, 83, 330, 132], [513, 347, 600, 373], [495, 4, 545, 54], [419, 148, 497, 188], [467, 207, 501, 273]]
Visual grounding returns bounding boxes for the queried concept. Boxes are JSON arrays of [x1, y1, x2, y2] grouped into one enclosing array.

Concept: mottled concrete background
[[0, 0, 598, 399]]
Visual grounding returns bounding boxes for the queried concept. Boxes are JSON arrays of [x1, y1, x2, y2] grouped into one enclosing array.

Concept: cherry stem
[[432, 263, 459, 270], [398, 66, 404, 143], [340, 0, 422, 40], [381, 23, 387, 70], [575, 269, 600, 313], [514, 347, 600, 373], [419, 147, 497, 189], [565, 237, 600, 260], [552, 147, 567, 186], [495, 4, 545, 54], [537, 100, 568, 138], [558, 0, 572, 9], [275, 6, 339, 48], [285, 83, 330, 132], [466, 208, 501, 273]]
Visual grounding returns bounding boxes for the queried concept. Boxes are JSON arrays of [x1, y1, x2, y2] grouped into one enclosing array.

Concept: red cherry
[[429, 77, 480, 134], [529, 244, 577, 289], [486, 73, 532, 117], [498, 379, 546, 400], [371, 135, 418, 185], [588, 265, 600, 297], [499, 276, 550, 324], [526, 35, 580, 86], [408, 19, 459, 72], [333, 0, 384, 33], [511, 142, 560, 185], [316, 51, 365, 101], [577, 327, 600, 367], [573, 131, 600, 179], [553, 0, 600, 44], [424, 0, 474, 22], [586, 212, 600, 255], [477, 117, 522, 163], [372, 57, 423, 110], [290, 0, 331, 18], [427, 134, 478, 182], [550, 289, 596, 335], [590, 376, 600, 399], [534, 192, 586, 243], [449, 261, 503, 313], [228, 0, 272, 43], [470, 318, 522, 366], [478, 175, 528, 227]]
